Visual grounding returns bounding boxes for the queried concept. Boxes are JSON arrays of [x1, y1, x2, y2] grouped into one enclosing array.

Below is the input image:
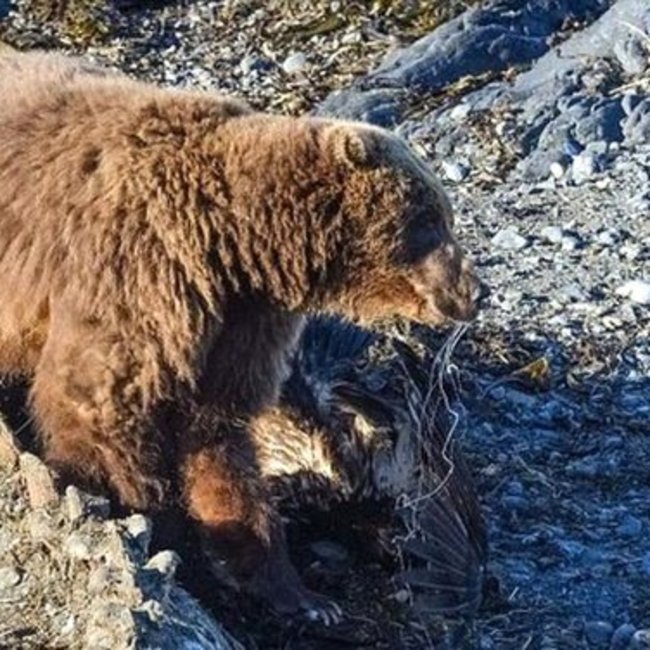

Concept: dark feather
[[272, 316, 487, 618]]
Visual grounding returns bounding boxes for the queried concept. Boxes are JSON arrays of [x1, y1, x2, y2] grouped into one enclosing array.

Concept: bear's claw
[[304, 597, 343, 626]]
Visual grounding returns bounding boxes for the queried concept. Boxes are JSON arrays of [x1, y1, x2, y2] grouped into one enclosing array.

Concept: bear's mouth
[[414, 291, 479, 326]]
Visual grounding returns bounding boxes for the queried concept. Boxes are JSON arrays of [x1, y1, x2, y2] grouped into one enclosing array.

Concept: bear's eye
[[401, 219, 441, 264]]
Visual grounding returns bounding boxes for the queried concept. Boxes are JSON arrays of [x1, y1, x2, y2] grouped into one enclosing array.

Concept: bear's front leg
[[179, 409, 342, 624]]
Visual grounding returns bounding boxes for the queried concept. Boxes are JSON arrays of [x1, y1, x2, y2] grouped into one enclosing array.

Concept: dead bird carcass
[[252, 316, 487, 618]]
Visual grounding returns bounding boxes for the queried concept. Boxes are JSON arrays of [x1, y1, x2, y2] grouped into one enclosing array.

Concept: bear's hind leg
[[180, 413, 342, 624], [30, 314, 168, 511]]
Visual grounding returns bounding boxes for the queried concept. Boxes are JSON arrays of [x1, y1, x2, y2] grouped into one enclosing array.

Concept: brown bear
[[0, 51, 481, 620]]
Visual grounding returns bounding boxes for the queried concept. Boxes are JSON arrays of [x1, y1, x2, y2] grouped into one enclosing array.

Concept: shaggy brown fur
[[0, 51, 480, 618]]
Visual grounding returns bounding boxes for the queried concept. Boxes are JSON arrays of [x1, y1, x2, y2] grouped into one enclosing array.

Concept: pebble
[[450, 102, 472, 121], [65, 485, 86, 524], [26, 509, 55, 540], [139, 599, 165, 623], [622, 93, 642, 116], [123, 514, 152, 556], [281, 52, 308, 74], [541, 225, 564, 244], [617, 514, 643, 538], [60, 615, 76, 636], [595, 229, 619, 246], [239, 55, 272, 76], [0, 565, 21, 591], [563, 136, 584, 157], [491, 226, 528, 250], [64, 532, 92, 560], [560, 284, 588, 303], [585, 140, 609, 157], [561, 234, 581, 251], [611, 624, 637, 650], [614, 36, 648, 75], [0, 419, 20, 470], [621, 244, 642, 262], [550, 161, 565, 178], [87, 565, 112, 594], [441, 160, 469, 182], [632, 630, 650, 650], [572, 152, 597, 184], [340, 30, 362, 45], [584, 621, 613, 648], [616, 280, 650, 305], [144, 550, 181, 580], [19, 453, 59, 509]]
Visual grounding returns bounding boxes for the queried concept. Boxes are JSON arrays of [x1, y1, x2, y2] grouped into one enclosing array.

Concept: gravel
[[0, 422, 240, 650], [1, 0, 650, 648]]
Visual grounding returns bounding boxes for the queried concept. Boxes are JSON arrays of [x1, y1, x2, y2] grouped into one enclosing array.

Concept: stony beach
[[1, 1, 649, 648]]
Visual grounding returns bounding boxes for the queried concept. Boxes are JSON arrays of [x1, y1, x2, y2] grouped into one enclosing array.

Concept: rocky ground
[[1, 0, 650, 648]]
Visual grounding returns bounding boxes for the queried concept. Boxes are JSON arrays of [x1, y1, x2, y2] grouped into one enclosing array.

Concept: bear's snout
[[407, 248, 484, 325]]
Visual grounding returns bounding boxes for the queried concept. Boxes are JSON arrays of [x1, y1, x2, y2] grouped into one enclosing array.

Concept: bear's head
[[214, 114, 482, 327], [317, 120, 483, 327]]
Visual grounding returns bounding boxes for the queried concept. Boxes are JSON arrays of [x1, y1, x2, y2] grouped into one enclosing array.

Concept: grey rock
[[584, 140, 609, 157], [574, 100, 625, 145], [550, 161, 566, 178], [561, 234, 582, 251], [240, 55, 273, 76], [611, 624, 637, 650], [137, 598, 165, 624], [144, 550, 181, 581], [584, 621, 613, 647], [624, 99, 650, 145], [572, 152, 598, 184], [617, 515, 643, 538], [561, 283, 588, 302], [450, 103, 472, 121], [124, 514, 152, 550], [64, 532, 93, 560], [622, 93, 643, 117], [87, 565, 113, 595], [317, 88, 403, 126], [616, 280, 650, 305], [442, 160, 469, 182], [64, 485, 111, 523], [512, 0, 649, 98], [65, 485, 85, 523], [26, 509, 55, 540], [541, 225, 564, 244], [0, 565, 21, 591], [319, 0, 612, 123], [373, 0, 607, 93], [281, 52, 307, 75], [632, 630, 650, 650], [595, 229, 619, 246], [85, 602, 137, 650], [492, 226, 528, 250], [614, 35, 648, 75]]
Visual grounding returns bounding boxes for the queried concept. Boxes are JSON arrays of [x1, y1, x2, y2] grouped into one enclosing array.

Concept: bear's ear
[[324, 124, 377, 169]]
